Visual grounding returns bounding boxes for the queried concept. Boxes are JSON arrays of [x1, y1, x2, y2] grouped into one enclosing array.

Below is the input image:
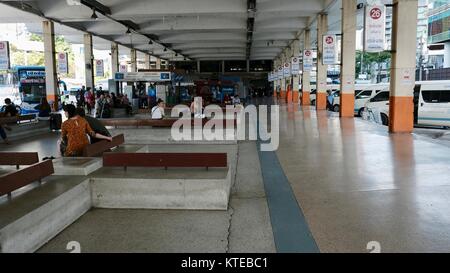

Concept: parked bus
[[0, 66, 66, 115]]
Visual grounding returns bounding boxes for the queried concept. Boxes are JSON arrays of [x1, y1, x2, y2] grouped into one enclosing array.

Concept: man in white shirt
[[151, 99, 165, 119]]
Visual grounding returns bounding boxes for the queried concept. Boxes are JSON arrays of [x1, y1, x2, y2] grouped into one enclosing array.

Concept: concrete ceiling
[[0, 0, 352, 61]]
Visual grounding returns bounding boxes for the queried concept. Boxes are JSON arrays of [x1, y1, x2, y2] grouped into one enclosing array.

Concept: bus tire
[[333, 105, 340, 112], [311, 100, 316, 106]]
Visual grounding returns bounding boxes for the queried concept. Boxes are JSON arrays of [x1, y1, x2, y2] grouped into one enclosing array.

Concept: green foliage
[[10, 34, 75, 77], [355, 50, 391, 76]]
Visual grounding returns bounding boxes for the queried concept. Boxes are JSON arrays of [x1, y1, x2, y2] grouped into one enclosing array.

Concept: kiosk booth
[[114, 71, 172, 112]]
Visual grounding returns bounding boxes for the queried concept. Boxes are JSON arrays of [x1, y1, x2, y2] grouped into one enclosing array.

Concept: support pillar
[[339, 0, 357, 117], [130, 49, 137, 72], [316, 13, 328, 110], [156, 58, 161, 70], [280, 53, 286, 99], [111, 42, 119, 76], [42, 21, 58, 111], [389, 0, 418, 133], [292, 39, 300, 104], [144, 54, 150, 70], [302, 29, 311, 106], [273, 60, 278, 97], [84, 33, 94, 92]]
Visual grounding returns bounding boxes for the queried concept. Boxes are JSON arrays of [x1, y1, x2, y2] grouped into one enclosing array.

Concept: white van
[[415, 81, 450, 127], [362, 90, 390, 125], [363, 80, 450, 127], [329, 84, 388, 113]]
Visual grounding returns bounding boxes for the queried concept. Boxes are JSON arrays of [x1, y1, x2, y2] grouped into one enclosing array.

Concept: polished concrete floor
[[4, 101, 450, 252], [276, 104, 450, 252]]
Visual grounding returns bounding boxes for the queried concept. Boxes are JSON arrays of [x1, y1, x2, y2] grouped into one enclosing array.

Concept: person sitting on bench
[[151, 99, 165, 120], [1, 98, 18, 117], [76, 107, 111, 143], [60, 104, 112, 157]]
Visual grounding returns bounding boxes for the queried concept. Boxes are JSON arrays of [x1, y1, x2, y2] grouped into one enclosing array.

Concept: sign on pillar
[[322, 35, 338, 65], [364, 3, 386, 52], [0, 41, 11, 70], [303, 50, 313, 71], [95, 59, 104, 77], [57, 53, 68, 74]]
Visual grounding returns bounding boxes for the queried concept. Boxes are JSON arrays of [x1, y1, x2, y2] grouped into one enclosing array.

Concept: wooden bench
[[0, 159, 54, 198], [0, 152, 39, 169], [81, 134, 125, 157], [103, 152, 227, 170], [0, 114, 36, 125]]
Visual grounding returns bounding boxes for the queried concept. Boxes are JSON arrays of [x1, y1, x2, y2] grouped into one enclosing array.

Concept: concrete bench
[[0, 175, 90, 253], [81, 134, 125, 157]]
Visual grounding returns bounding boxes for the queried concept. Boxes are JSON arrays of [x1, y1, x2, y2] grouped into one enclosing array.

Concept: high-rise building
[[428, 0, 450, 68]]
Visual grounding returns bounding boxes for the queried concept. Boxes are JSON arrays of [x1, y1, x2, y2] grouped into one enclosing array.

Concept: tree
[[355, 50, 391, 77]]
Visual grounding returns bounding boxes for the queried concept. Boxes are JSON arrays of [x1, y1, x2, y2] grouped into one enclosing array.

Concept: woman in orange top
[[61, 104, 112, 156]]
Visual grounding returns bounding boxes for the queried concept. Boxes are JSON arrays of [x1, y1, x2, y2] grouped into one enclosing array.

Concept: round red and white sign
[[325, 36, 334, 44], [285, 63, 289, 67], [305, 50, 311, 57], [97, 60, 102, 65], [370, 7, 382, 20], [293, 57, 298, 62], [59, 53, 65, 59]]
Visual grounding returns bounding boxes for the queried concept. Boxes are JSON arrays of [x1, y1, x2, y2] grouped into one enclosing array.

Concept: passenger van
[[328, 84, 389, 113], [364, 80, 450, 127], [414, 81, 450, 127]]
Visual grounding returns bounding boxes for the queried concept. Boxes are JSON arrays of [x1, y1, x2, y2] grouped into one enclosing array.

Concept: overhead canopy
[[0, 0, 372, 61]]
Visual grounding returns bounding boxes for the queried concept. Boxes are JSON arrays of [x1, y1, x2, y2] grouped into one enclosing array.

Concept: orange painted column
[[316, 92, 327, 110], [286, 85, 292, 103], [340, 94, 355, 117], [388, 0, 418, 133], [316, 13, 328, 111], [339, 0, 357, 118], [301, 29, 311, 107], [301, 92, 310, 105]]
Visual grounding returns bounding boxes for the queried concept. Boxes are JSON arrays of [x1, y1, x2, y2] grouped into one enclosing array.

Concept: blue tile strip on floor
[[257, 141, 320, 253]]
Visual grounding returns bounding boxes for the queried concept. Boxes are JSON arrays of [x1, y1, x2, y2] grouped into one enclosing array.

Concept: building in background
[[427, 0, 450, 68]]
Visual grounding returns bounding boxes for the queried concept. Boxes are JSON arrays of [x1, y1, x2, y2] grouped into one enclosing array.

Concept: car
[[354, 84, 389, 116]]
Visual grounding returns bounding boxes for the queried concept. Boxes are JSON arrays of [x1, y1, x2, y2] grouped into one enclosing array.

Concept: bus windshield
[[16, 67, 46, 104], [21, 82, 46, 103]]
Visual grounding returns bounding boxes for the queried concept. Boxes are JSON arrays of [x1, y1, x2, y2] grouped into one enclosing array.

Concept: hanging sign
[[0, 41, 10, 70], [322, 35, 337, 65], [303, 50, 313, 72], [119, 64, 127, 73], [95, 59, 104, 77], [283, 62, 291, 78], [364, 3, 386, 52], [57, 52, 68, 74], [291, 56, 300, 76], [277, 66, 283, 79]]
